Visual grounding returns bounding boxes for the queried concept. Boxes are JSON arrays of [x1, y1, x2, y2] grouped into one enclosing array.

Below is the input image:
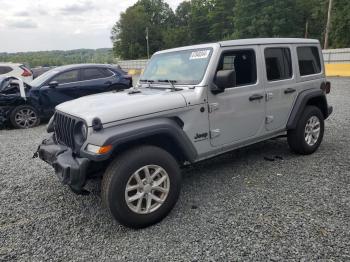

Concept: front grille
[[54, 112, 77, 150]]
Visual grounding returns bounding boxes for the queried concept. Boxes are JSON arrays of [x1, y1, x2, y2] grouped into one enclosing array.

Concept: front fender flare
[[80, 118, 198, 163]]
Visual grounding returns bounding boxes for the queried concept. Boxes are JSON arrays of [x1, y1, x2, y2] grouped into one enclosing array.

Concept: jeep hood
[[55, 89, 187, 126]]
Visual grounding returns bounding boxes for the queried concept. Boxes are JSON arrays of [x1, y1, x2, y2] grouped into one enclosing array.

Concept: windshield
[[30, 69, 59, 87], [141, 48, 213, 85]]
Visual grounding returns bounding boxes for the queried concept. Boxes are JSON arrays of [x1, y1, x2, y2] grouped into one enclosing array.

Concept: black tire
[[10, 105, 40, 129], [287, 105, 324, 155], [102, 145, 182, 228]]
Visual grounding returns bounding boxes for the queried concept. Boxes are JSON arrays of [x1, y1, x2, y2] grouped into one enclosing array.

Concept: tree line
[[111, 0, 350, 59], [0, 48, 114, 68]]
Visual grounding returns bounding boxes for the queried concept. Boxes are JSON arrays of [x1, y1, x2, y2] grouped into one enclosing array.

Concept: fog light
[[86, 144, 112, 154]]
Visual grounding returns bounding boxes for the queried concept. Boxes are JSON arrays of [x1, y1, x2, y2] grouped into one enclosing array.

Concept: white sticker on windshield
[[190, 50, 210, 60]]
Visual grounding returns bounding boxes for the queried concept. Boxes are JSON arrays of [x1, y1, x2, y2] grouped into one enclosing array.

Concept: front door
[[208, 46, 266, 147], [39, 69, 80, 115]]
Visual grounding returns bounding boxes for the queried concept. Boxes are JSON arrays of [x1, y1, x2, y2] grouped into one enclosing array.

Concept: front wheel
[[101, 145, 182, 228], [10, 105, 40, 129], [287, 105, 324, 155]]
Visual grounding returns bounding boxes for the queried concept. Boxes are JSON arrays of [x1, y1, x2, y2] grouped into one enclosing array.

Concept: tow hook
[[69, 186, 90, 195], [32, 145, 40, 158]]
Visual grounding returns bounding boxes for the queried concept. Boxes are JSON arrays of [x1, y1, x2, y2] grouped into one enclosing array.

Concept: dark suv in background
[[0, 64, 132, 128]]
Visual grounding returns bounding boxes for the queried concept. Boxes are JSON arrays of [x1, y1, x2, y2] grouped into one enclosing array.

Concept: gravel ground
[[0, 78, 349, 261]]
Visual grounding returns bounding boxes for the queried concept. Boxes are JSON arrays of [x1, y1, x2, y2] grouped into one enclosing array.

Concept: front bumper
[[37, 135, 89, 193], [0, 106, 13, 127]]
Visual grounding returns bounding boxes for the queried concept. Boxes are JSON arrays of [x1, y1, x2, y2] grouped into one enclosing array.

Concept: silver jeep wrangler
[[37, 38, 332, 228]]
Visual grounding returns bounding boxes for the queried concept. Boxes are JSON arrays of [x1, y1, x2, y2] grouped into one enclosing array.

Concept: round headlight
[[47, 116, 55, 133], [80, 123, 87, 140], [74, 121, 88, 145]]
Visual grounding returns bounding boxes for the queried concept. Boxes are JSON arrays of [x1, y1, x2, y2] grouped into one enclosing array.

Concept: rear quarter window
[[0, 66, 13, 74], [297, 46, 321, 76]]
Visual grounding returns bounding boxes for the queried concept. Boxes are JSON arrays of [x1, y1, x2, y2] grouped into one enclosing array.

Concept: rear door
[[78, 67, 116, 96], [207, 46, 266, 146], [262, 45, 297, 131]]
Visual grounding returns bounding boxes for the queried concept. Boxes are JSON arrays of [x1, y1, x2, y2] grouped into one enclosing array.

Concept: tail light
[[123, 74, 132, 79], [123, 74, 133, 87], [20, 66, 32, 77], [321, 81, 331, 94]]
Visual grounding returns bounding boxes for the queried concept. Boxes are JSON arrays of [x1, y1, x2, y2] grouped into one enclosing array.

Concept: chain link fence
[[322, 48, 350, 64], [117, 59, 149, 71]]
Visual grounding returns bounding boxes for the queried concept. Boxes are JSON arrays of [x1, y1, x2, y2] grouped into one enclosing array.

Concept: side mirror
[[212, 69, 236, 94], [48, 81, 59, 88]]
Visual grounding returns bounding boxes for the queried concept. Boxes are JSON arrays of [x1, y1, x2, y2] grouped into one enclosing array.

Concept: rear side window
[[265, 48, 292, 81], [0, 66, 13, 74], [52, 70, 79, 84], [100, 68, 114, 77], [82, 68, 105, 80], [217, 49, 257, 86], [297, 46, 321, 76]]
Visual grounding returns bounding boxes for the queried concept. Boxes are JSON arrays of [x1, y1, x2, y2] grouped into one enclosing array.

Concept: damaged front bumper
[[37, 135, 89, 194], [0, 107, 9, 127]]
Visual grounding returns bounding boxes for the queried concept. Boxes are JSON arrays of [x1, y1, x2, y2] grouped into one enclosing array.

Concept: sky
[[0, 0, 184, 53]]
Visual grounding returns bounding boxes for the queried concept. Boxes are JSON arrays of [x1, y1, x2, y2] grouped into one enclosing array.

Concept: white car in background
[[0, 63, 33, 83]]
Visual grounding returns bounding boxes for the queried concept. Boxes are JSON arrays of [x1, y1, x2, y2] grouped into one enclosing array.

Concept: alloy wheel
[[14, 108, 38, 128], [125, 165, 170, 214], [304, 115, 321, 146]]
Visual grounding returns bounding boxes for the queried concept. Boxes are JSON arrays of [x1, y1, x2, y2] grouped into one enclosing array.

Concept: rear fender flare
[[287, 89, 330, 130]]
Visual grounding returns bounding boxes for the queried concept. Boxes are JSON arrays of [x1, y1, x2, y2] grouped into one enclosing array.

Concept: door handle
[[284, 88, 296, 94], [249, 94, 264, 101], [104, 81, 112, 85]]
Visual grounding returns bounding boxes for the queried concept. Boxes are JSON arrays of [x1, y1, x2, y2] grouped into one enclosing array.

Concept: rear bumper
[[38, 135, 89, 193]]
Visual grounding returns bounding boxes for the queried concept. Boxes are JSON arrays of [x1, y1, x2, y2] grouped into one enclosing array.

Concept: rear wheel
[[287, 106, 324, 154], [10, 105, 40, 129], [101, 145, 181, 228]]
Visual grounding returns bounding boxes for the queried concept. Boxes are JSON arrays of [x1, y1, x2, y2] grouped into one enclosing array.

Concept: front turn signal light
[[86, 144, 112, 154]]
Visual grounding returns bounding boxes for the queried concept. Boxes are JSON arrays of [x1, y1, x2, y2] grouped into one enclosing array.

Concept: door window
[[297, 46, 321, 76], [51, 70, 79, 84], [217, 50, 257, 86], [0, 66, 13, 74], [265, 48, 292, 81], [82, 68, 106, 80], [100, 68, 114, 77]]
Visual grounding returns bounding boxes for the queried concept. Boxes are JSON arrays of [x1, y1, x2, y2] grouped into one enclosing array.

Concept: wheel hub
[[143, 184, 152, 194]]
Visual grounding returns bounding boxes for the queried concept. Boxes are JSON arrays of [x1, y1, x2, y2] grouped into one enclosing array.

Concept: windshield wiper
[[139, 79, 154, 83], [139, 79, 155, 89], [157, 79, 177, 91]]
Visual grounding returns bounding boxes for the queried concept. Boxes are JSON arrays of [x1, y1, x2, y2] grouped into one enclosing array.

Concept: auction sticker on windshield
[[190, 50, 210, 60]]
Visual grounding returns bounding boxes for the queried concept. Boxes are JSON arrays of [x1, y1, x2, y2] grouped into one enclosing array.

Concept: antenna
[[146, 27, 150, 59]]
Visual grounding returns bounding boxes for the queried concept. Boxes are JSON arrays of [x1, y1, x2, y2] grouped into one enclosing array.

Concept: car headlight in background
[[74, 121, 88, 145]]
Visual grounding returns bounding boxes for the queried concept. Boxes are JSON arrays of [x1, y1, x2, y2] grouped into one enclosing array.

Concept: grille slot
[[54, 112, 77, 150]]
